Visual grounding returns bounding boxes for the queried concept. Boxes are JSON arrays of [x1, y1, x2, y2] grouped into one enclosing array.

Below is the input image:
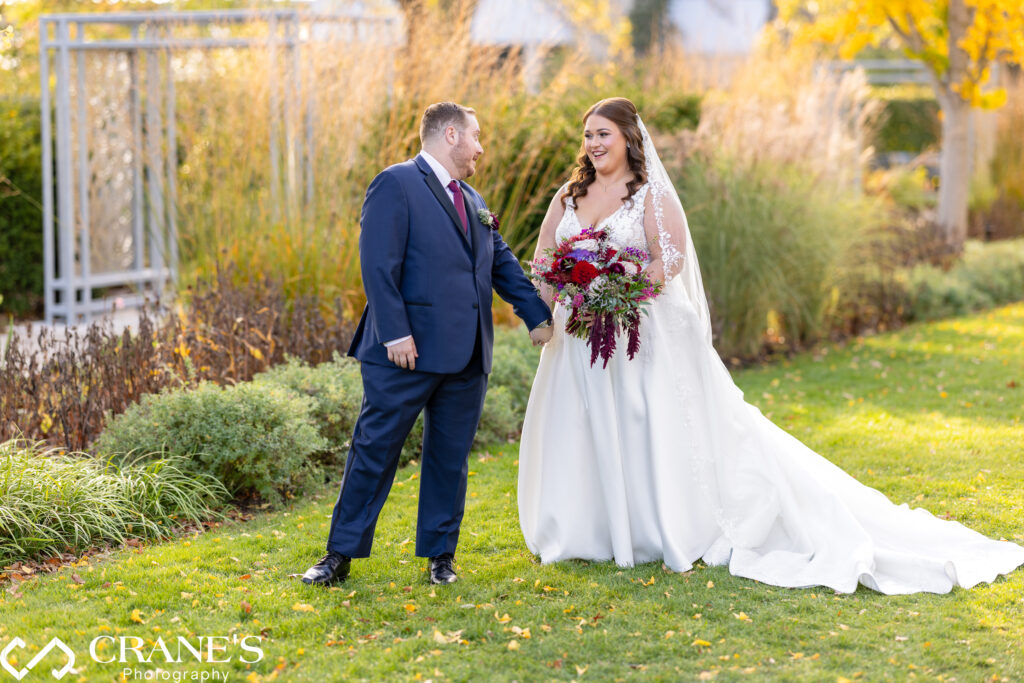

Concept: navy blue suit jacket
[[348, 154, 551, 375]]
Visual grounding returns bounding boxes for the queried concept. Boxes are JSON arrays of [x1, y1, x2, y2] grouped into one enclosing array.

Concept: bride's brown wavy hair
[[561, 97, 647, 209]]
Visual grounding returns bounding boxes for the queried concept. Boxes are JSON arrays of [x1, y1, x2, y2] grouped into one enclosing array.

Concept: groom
[[301, 102, 553, 586]]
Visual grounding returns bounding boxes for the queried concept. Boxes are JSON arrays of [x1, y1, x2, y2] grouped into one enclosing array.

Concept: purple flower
[[566, 249, 598, 262]]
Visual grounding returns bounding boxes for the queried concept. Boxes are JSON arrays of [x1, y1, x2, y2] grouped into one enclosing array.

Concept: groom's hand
[[387, 337, 419, 370]]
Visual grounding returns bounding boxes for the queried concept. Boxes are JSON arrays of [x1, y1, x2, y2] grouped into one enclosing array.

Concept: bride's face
[[583, 114, 627, 175]]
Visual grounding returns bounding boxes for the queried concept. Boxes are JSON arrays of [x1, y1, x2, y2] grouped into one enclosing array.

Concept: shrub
[[0, 263, 355, 451], [0, 97, 44, 316], [0, 439, 229, 565], [253, 353, 363, 470], [250, 330, 542, 472], [95, 382, 326, 505], [677, 150, 877, 358], [904, 239, 1024, 321], [486, 326, 541, 418], [873, 97, 940, 153]]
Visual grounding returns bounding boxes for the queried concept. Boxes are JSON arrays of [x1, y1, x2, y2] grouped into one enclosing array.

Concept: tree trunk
[[936, 0, 971, 252], [937, 93, 971, 251]]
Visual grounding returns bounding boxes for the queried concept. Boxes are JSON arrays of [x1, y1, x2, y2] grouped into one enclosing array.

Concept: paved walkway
[[0, 308, 145, 356]]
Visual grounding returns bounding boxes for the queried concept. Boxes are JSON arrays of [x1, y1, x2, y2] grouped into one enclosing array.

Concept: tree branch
[[886, 10, 950, 100]]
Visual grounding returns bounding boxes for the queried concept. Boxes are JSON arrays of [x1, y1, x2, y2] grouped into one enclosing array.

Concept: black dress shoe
[[301, 551, 351, 585], [428, 554, 457, 585]]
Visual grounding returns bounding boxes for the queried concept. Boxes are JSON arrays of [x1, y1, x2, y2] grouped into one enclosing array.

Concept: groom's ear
[[443, 125, 459, 146]]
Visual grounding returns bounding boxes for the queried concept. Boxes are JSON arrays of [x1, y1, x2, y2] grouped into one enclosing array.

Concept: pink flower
[[572, 293, 584, 307]]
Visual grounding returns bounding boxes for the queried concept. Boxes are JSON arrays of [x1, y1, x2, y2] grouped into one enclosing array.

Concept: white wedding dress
[[517, 181, 1024, 595]]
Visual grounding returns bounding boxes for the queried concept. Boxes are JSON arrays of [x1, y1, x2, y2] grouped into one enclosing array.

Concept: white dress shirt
[[383, 150, 460, 348]]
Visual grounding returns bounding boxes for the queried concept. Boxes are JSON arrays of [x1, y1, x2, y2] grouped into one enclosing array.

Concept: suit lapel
[[464, 192, 491, 263], [416, 155, 472, 250]]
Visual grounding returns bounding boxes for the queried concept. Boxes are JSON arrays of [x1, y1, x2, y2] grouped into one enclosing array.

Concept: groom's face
[[450, 115, 483, 179]]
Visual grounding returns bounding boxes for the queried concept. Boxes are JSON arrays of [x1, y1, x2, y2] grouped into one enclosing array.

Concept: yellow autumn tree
[[777, 0, 1024, 250]]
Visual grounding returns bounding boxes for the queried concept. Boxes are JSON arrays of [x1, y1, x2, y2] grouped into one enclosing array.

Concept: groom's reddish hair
[[420, 102, 476, 145]]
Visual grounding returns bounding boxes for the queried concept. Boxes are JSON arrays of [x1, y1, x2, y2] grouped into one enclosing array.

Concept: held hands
[[387, 337, 419, 370], [530, 324, 553, 347]]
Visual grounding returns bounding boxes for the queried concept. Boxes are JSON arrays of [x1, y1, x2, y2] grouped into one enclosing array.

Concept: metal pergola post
[[38, 8, 399, 324]]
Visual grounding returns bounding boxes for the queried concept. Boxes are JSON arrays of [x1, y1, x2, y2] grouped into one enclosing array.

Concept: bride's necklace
[[594, 172, 630, 194]]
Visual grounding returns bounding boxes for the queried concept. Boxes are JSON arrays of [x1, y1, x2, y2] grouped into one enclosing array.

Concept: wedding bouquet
[[529, 226, 662, 368]]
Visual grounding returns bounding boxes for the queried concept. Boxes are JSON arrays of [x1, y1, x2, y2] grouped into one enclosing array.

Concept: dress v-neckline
[[571, 199, 628, 232]]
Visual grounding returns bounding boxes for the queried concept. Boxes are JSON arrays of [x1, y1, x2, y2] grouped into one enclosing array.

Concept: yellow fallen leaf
[[733, 612, 752, 622], [404, 603, 418, 612], [494, 612, 511, 623], [692, 639, 712, 647], [507, 640, 520, 651], [575, 665, 588, 675], [291, 603, 316, 612], [130, 609, 145, 624], [706, 580, 715, 589]]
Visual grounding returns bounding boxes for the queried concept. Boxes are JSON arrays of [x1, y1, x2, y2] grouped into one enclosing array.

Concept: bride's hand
[[644, 259, 666, 286]]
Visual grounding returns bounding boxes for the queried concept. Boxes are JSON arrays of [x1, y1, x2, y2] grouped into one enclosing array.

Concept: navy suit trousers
[[326, 333, 486, 559]]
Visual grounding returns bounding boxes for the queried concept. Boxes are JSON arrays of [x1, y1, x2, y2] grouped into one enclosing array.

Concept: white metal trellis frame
[[39, 9, 399, 324]]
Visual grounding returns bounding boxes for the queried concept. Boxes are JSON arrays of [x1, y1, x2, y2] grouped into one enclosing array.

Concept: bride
[[517, 96, 1024, 595]]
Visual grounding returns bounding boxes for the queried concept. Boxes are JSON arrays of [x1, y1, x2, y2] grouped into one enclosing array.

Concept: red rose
[[571, 261, 600, 286]]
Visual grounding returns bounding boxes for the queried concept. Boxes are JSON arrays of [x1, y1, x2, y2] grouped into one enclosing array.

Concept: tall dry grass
[[168, 6, 717, 323], [167, 7, 890, 353], [658, 40, 889, 356], [172, 7, 583, 320]]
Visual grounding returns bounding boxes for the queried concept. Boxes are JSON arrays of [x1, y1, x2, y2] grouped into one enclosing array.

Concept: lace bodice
[[556, 183, 651, 252]]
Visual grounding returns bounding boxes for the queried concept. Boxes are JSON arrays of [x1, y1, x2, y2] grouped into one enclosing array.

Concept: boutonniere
[[477, 208, 500, 231]]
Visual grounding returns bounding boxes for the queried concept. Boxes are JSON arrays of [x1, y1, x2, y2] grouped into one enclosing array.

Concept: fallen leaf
[[292, 603, 316, 612], [507, 640, 520, 651], [130, 609, 145, 624]]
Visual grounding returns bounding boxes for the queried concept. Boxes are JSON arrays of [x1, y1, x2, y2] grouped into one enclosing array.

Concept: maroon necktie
[[447, 179, 468, 234]]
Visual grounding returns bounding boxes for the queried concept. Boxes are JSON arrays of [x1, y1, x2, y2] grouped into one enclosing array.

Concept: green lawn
[[3, 303, 1024, 682]]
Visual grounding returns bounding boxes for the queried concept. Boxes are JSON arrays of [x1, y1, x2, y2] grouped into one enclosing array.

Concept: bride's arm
[[641, 183, 687, 285], [532, 188, 568, 306]]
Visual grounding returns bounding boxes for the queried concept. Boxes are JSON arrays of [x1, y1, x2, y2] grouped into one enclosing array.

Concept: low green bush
[[95, 382, 326, 505], [253, 353, 363, 470], [252, 331, 541, 472], [0, 439, 229, 565], [874, 97, 940, 153], [904, 239, 1024, 321]]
